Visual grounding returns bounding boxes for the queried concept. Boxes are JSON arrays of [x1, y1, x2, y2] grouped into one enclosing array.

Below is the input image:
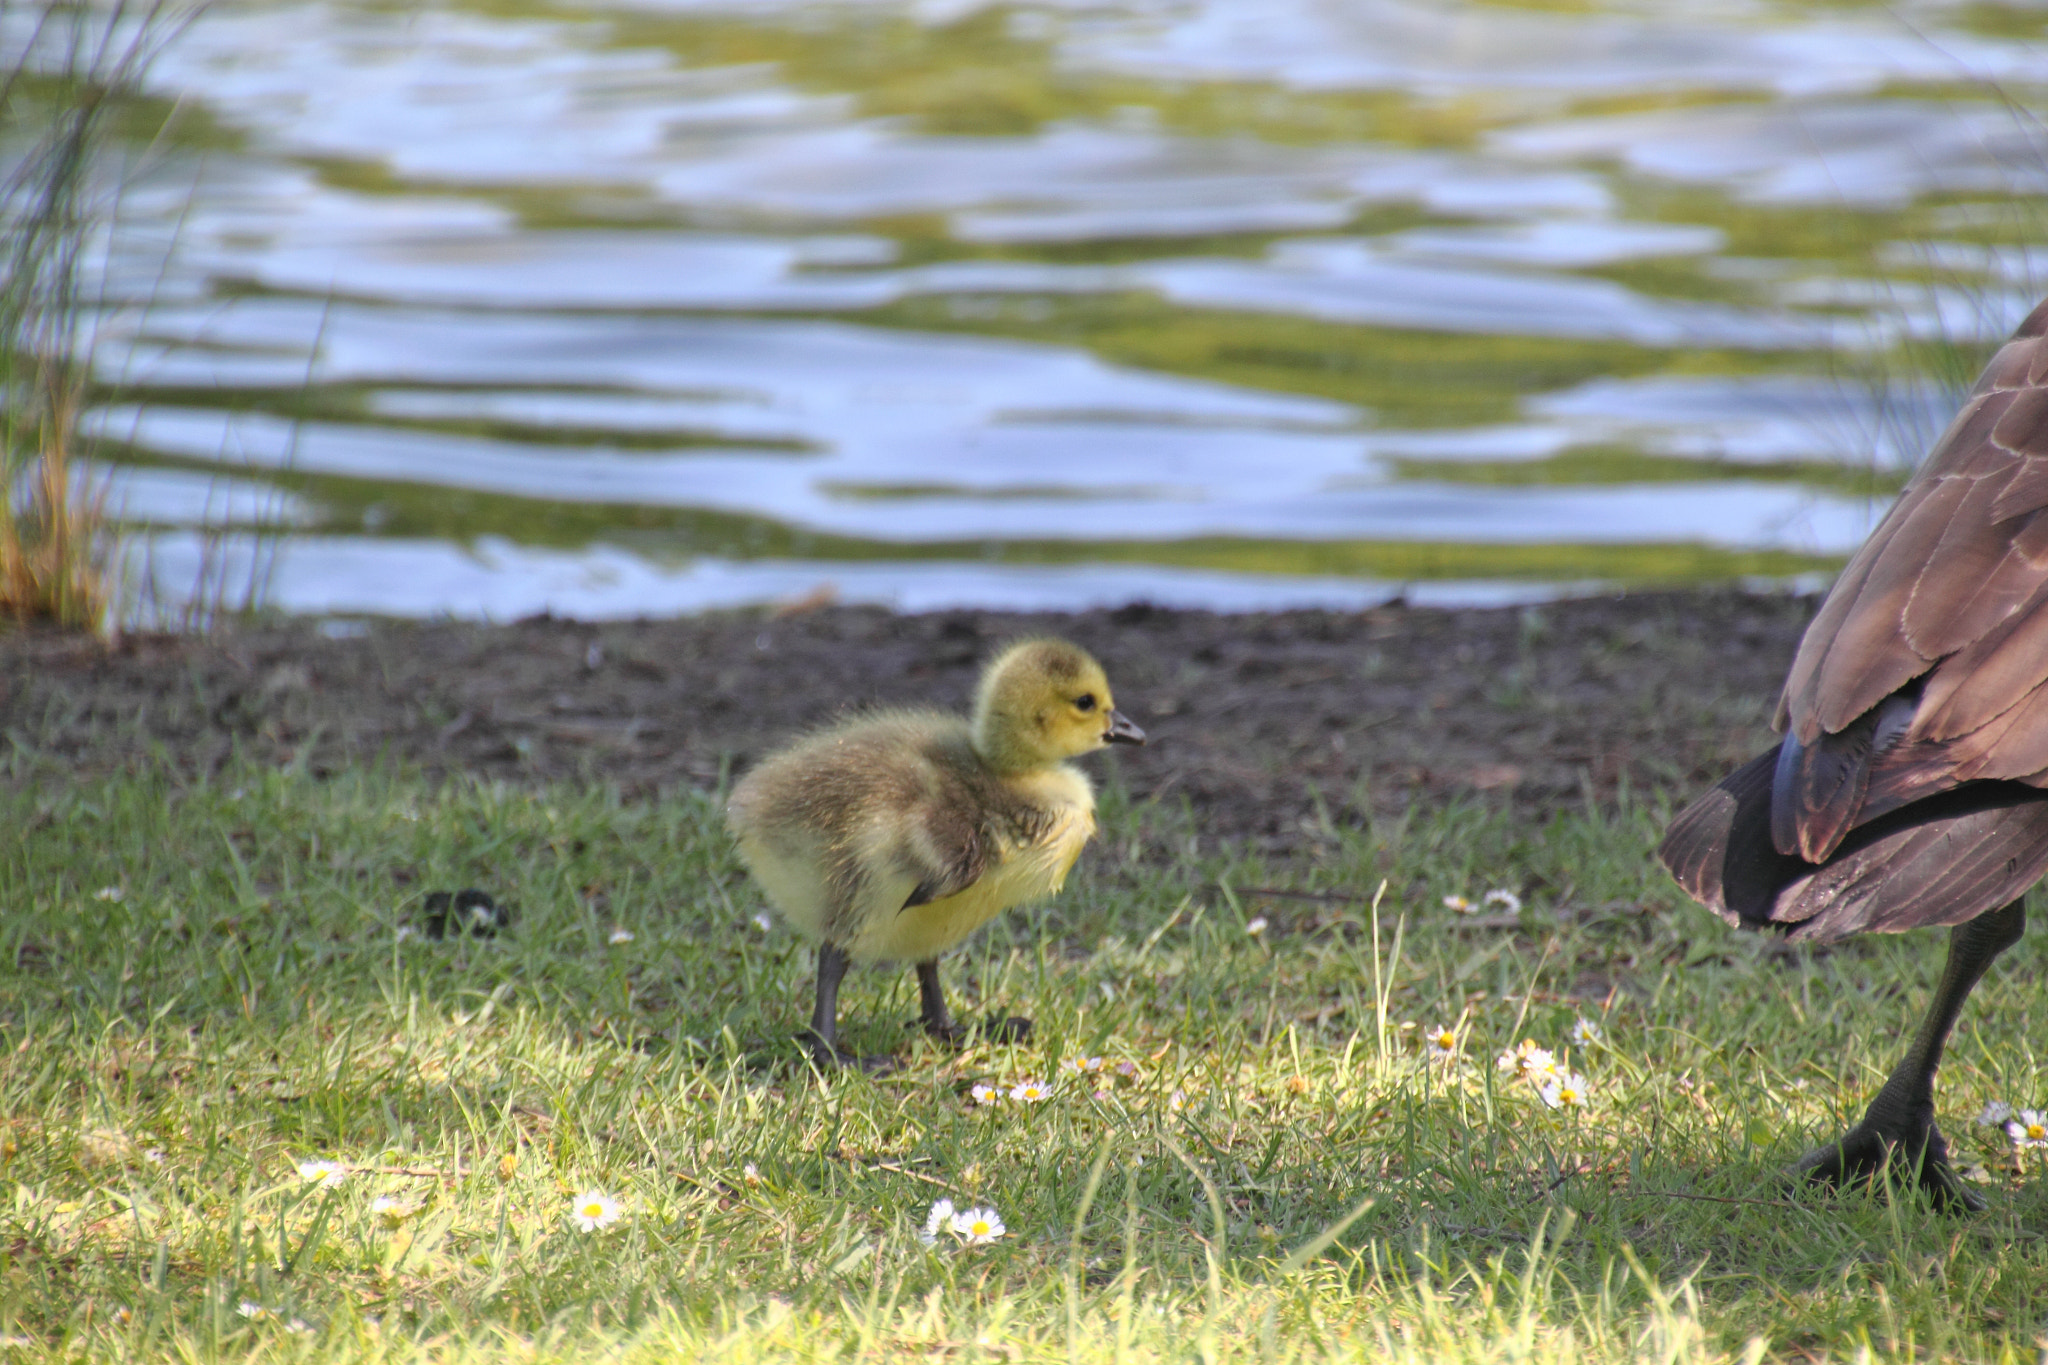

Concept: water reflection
[[54, 0, 2048, 619]]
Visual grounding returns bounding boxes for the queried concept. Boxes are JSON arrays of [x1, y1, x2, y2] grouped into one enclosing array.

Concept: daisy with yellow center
[[950, 1206, 1005, 1245], [1496, 1039, 1557, 1081], [2006, 1110, 2048, 1149], [570, 1189, 623, 1232], [920, 1198, 955, 1246], [1538, 1071, 1589, 1110], [1008, 1079, 1049, 1103], [295, 1159, 348, 1188], [1424, 1025, 1459, 1062]]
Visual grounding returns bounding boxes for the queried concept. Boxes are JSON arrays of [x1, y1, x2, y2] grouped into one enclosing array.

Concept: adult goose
[[1660, 297, 2048, 1208]]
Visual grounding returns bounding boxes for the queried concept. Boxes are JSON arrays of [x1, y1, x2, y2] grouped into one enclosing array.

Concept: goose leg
[[1793, 898, 2026, 1210], [915, 959, 1033, 1046], [915, 959, 961, 1041], [799, 944, 898, 1074]]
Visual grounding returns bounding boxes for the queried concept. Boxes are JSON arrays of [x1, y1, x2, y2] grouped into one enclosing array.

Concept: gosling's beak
[[1104, 710, 1146, 746]]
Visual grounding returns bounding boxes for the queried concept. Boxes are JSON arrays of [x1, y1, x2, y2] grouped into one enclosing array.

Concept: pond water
[[46, 0, 2048, 619]]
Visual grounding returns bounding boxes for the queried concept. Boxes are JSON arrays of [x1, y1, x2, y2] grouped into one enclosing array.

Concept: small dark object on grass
[[1660, 296, 2048, 1212], [422, 889, 512, 940]]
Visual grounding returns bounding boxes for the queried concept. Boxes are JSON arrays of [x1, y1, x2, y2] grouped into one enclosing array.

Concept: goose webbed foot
[[1789, 1115, 1983, 1212], [914, 959, 1031, 1047], [796, 1028, 901, 1076], [1787, 902, 2024, 1215], [974, 1014, 1033, 1044], [920, 1013, 1034, 1047]]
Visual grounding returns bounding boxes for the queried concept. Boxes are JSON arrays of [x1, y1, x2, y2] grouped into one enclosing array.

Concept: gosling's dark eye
[[1075, 693, 1097, 712]]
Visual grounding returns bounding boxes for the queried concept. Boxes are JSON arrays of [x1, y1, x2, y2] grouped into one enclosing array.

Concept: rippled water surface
[[35, 0, 2048, 618]]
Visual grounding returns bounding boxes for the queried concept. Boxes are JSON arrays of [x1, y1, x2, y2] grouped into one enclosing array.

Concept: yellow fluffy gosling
[[727, 638, 1144, 1070]]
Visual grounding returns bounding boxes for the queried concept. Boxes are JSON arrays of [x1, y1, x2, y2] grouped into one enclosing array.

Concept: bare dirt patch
[[2, 589, 1813, 849]]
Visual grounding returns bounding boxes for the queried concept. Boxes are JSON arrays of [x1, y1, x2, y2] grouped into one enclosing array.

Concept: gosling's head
[[971, 638, 1145, 773]]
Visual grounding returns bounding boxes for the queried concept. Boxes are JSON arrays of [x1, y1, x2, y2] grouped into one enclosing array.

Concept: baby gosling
[[727, 638, 1144, 1071]]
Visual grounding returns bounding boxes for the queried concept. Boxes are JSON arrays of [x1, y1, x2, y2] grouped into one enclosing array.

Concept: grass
[[1, 756, 2044, 1363]]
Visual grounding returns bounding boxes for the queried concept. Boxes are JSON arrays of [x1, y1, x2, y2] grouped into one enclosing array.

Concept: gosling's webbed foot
[[979, 1013, 1032, 1044], [1789, 1119, 1984, 1212], [919, 1013, 1033, 1048], [796, 1029, 900, 1077], [913, 960, 1031, 1048]]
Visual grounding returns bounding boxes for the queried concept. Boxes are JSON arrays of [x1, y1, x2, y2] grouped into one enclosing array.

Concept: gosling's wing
[[894, 732, 1002, 909], [898, 802, 989, 910], [1771, 297, 2048, 860]]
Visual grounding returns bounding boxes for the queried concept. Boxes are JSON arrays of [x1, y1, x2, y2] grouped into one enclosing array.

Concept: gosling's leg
[[800, 943, 898, 1075], [1793, 898, 2026, 1211], [915, 959, 1033, 1047]]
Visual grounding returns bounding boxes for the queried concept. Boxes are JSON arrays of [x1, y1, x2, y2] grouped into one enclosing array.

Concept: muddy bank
[[2, 589, 1814, 850]]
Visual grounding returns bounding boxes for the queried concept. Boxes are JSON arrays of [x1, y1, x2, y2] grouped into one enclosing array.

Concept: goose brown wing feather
[[1766, 299, 2048, 861], [1661, 740, 2048, 944], [1782, 301, 2048, 746], [1773, 783, 2048, 942], [1901, 452, 2040, 658]]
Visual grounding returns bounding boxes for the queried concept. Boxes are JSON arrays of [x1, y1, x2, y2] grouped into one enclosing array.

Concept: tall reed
[[1, 0, 184, 630]]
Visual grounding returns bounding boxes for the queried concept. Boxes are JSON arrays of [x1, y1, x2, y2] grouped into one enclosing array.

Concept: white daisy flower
[[752, 913, 774, 932], [1423, 1025, 1459, 1062], [920, 1197, 955, 1246], [1009, 1079, 1049, 1103], [2006, 1110, 2048, 1149], [570, 1190, 623, 1232], [94, 886, 125, 903], [1168, 1089, 1187, 1113], [1976, 1099, 2014, 1127], [1568, 1017, 1602, 1047], [970, 1082, 1001, 1106], [742, 1162, 763, 1187], [1496, 1040, 1557, 1081], [1245, 916, 1269, 936], [371, 1196, 413, 1228], [950, 1206, 1006, 1245], [1483, 889, 1523, 914], [1059, 1056, 1105, 1076], [1538, 1071, 1590, 1109], [607, 927, 635, 945], [236, 1301, 269, 1320], [294, 1159, 348, 1188], [285, 1318, 313, 1335], [1442, 895, 1473, 914]]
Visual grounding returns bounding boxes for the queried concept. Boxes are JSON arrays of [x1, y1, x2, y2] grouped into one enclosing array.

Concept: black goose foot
[[1790, 1120, 1983, 1212], [921, 1014, 1034, 1048], [796, 1030, 900, 1076]]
